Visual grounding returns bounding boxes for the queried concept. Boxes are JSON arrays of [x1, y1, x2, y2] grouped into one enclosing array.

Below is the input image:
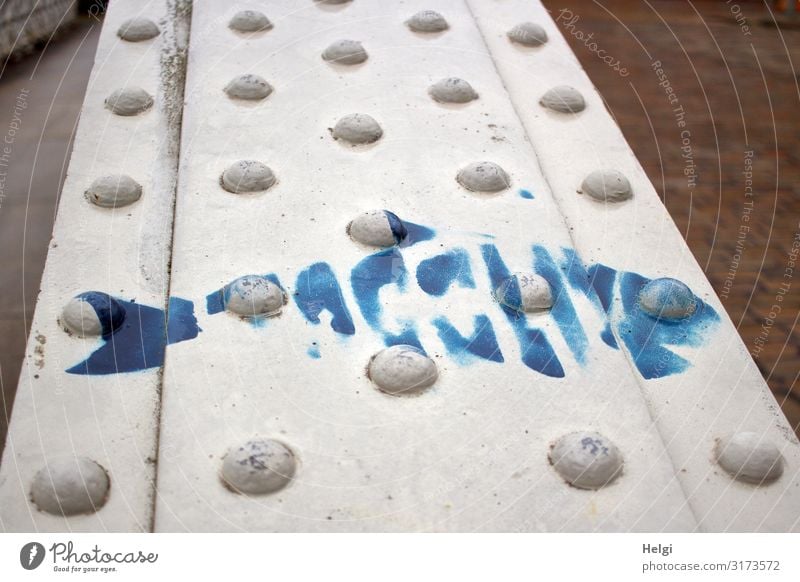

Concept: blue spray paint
[[586, 263, 619, 349], [519, 189, 535, 200], [351, 248, 423, 350], [206, 290, 224, 315], [599, 323, 618, 348], [351, 248, 406, 327], [587, 264, 616, 312], [206, 273, 284, 318], [67, 297, 200, 375], [399, 221, 436, 248], [416, 248, 475, 297], [382, 322, 426, 352], [307, 343, 321, 359], [294, 262, 355, 335], [384, 211, 408, 244], [167, 297, 201, 344], [533, 246, 589, 365], [433, 314, 503, 364], [480, 244, 564, 377], [74, 291, 126, 336], [588, 264, 719, 379], [617, 271, 719, 379], [560, 248, 593, 297]]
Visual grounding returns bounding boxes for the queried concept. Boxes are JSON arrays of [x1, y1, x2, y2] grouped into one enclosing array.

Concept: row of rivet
[[226, 7, 547, 46], [28, 15, 162, 519], [85, 163, 632, 208], [29, 429, 785, 515]]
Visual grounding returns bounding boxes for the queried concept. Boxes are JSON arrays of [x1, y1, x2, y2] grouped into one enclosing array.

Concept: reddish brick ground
[[540, 0, 800, 433]]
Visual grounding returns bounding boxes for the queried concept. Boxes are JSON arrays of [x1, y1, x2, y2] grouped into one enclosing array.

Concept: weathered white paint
[[0, 0, 183, 531], [466, 0, 800, 531], [154, 0, 694, 532]]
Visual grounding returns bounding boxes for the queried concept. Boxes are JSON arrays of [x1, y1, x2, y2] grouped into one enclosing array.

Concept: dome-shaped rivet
[[494, 273, 552, 312], [224, 74, 273, 101], [406, 10, 449, 33], [368, 345, 438, 395], [638, 278, 697, 320], [579, 169, 632, 203], [539, 86, 585, 113], [61, 292, 126, 337], [550, 432, 623, 489], [322, 39, 368, 65], [117, 17, 160, 42], [715, 432, 784, 485], [229, 10, 273, 33], [428, 77, 478, 104], [223, 275, 285, 318], [220, 160, 276, 193], [348, 210, 407, 247], [84, 175, 142, 208], [332, 113, 383, 145], [507, 22, 548, 47], [30, 457, 110, 516], [104, 87, 153, 116], [457, 161, 510, 193], [221, 438, 296, 495]]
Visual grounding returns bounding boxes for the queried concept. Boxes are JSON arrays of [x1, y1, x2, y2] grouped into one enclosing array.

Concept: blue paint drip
[[206, 274, 285, 320], [294, 263, 355, 335], [480, 244, 564, 377], [76, 291, 126, 336], [307, 344, 321, 359], [617, 271, 719, 379], [384, 211, 408, 244], [519, 189, 535, 200], [351, 248, 407, 328], [399, 221, 436, 248], [533, 246, 589, 365], [67, 297, 200, 375], [433, 314, 503, 364], [416, 248, 475, 297]]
